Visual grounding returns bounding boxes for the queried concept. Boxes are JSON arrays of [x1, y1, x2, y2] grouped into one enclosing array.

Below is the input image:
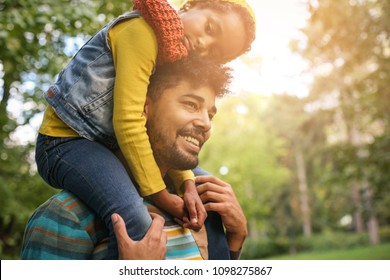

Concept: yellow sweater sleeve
[[109, 18, 166, 196], [39, 18, 193, 197], [167, 169, 195, 196]]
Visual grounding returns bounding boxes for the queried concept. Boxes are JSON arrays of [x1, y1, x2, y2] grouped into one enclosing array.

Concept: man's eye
[[185, 102, 198, 110]]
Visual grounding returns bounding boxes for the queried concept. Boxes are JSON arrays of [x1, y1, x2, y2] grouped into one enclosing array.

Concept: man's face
[[145, 80, 217, 172]]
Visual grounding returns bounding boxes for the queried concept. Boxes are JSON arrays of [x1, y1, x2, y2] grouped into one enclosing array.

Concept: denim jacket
[[44, 11, 142, 149]]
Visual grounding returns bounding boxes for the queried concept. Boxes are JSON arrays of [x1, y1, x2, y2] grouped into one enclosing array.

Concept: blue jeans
[[35, 134, 151, 259], [36, 134, 230, 259]]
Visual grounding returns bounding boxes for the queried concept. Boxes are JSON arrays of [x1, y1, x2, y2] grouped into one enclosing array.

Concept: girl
[[36, 0, 255, 259]]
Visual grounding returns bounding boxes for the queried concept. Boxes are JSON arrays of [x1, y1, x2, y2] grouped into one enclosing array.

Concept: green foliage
[[241, 231, 370, 260], [294, 231, 369, 252], [266, 243, 390, 260], [1, 0, 390, 260], [292, 0, 390, 241], [379, 226, 390, 243], [242, 237, 289, 260], [199, 93, 291, 235], [240, 0, 390, 259], [0, 0, 133, 259]]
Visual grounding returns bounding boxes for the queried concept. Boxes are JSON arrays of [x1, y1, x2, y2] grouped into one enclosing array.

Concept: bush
[[294, 231, 369, 252], [379, 226, 390, 242], [241, 238, 289, 259], [241, 231, 371, 259]]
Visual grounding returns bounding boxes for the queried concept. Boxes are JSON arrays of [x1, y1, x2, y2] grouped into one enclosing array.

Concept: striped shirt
[[20, 191, 207, 260]]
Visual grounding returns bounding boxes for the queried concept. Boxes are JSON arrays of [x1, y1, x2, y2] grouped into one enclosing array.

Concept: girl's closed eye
[[206, 22, 213, 34]]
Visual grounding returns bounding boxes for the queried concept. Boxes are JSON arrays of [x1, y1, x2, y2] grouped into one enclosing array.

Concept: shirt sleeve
[[167, 169, 195, 196], [109, 18, 166, 196], [20, 193, 95, 260]]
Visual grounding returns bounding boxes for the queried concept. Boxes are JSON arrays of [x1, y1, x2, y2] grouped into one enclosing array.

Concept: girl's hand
[[180, 180, 207, 231]]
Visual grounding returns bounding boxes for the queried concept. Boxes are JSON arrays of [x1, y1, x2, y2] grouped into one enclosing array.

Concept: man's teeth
[[184, 136, 199, 146]]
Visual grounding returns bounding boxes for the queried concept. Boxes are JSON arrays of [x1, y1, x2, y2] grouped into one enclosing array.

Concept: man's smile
[[183, 135, 200, 147], [178, 134, 203, 154]]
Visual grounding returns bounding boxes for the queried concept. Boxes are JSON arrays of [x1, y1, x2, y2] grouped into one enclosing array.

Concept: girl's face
[[180, 7, 246, 63]]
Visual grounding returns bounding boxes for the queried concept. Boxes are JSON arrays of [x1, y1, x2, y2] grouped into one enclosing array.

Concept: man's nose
[[194, 110, 212, 132]]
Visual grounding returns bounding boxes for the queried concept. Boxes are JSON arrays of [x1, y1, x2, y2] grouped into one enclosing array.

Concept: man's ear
[[143, 96, 152, 120]]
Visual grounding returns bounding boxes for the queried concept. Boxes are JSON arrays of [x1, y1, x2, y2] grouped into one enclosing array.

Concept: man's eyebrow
[[183, 94, 217, 114]]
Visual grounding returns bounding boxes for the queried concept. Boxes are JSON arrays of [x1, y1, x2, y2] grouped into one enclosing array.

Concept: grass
[[264, 243, 390, 260]]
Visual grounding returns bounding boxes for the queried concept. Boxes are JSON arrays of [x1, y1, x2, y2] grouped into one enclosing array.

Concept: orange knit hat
[[133, 0, 188, 65], [133, 0, 255, 64]]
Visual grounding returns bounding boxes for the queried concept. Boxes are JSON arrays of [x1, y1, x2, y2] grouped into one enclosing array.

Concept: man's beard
[[159, 140, 199, 171], [147, 123, 199, 171]]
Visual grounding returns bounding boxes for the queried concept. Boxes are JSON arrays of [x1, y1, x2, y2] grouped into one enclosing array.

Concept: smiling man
[[21, 58, 248, 260], [145, 82, 216, 172]]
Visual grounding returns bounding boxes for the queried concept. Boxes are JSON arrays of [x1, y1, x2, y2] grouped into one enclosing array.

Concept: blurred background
[[1, 0, 389, 260]]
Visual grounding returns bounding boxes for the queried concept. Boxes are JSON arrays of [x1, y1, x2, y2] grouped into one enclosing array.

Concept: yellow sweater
[[39, 17, 194, 196]]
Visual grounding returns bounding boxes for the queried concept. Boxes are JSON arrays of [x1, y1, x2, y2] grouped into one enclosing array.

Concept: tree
[[199, 93, 291, 238], [293, 0, 390, 243], [0, 0, 133, 259]]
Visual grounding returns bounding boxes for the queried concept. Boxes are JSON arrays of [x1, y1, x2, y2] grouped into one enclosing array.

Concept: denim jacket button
[[47, 88, 55, 98]]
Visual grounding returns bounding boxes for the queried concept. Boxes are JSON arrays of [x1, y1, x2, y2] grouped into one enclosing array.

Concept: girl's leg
[[36, 134, 152, 259]]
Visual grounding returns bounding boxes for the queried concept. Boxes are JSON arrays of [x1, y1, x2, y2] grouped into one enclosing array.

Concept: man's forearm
[[226, 227, 248, 260], [226, 229, 247, 252]]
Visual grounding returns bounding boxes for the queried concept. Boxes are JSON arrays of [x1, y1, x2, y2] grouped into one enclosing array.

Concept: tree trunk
[[351, 181, 364, 233], [364, 185, 380, 245], [0, 73, 11, 128], [294, 145, 312, 237]]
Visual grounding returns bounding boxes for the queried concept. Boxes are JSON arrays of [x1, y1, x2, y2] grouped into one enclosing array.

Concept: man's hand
[[111, 213, 167, 260], [195, 175, 248, 252]]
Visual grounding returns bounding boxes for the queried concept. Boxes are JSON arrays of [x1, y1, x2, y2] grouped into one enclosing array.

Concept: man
[[20, 58, 247, 260]]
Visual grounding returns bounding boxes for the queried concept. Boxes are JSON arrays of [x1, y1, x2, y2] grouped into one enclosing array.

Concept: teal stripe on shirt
[[20, 191, 203, 260]]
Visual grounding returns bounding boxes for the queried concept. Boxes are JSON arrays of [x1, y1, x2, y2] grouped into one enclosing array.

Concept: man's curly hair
[[147, 57, 232, 100]]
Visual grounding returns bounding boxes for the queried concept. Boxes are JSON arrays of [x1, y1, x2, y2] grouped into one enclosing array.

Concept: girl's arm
[[110, 18, 166, 197]]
